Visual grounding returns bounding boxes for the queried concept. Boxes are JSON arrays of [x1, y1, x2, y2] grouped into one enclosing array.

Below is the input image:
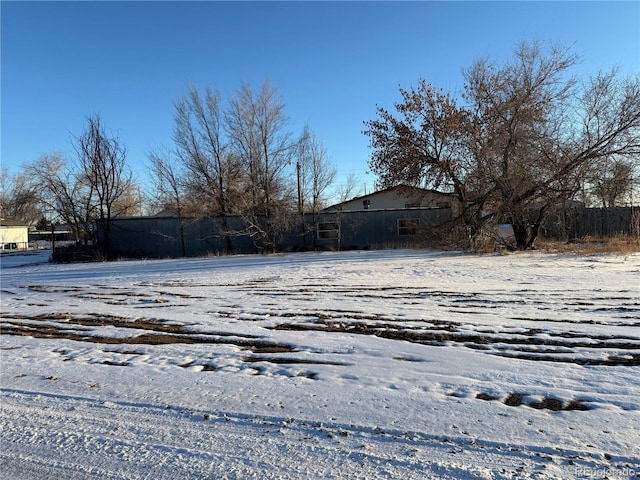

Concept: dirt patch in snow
[[3, 305, 640, 367], [1, 312, 295, 354], [272, 319, 640, 366]]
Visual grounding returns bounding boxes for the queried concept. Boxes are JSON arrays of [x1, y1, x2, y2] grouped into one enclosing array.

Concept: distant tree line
[[0, 80, 338, 258], [364, 40, 640, 250]]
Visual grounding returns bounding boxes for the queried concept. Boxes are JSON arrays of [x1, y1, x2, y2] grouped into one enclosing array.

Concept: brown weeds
[[535, 234, 640, 255]]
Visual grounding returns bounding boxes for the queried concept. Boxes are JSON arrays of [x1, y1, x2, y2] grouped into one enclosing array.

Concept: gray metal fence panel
[[542, 207, 638, 239], [106, 208, 454, 258], [105, 207, 636, 258]]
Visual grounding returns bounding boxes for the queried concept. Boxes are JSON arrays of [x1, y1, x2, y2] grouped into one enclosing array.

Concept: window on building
[[398, 218, 420, 236], [317, 222, 340, 239]]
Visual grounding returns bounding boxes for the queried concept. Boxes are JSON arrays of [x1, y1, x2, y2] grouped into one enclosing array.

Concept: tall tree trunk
[[512, 221, 529, 250]]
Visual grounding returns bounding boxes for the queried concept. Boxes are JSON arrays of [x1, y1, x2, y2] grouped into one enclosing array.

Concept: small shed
[[0, 218, 30, 250]]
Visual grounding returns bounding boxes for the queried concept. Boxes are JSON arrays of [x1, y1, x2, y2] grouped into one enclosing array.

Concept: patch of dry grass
[[535, 234, 640, 255]]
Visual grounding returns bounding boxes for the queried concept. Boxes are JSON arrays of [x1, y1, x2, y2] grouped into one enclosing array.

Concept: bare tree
[[112, 183, 143, 217], [150, 80, 333, 254], [295, 126, 337, 249], [0, 167, 42, 225], [335, 172, 363, 204], [176, 88, 235, 204], [26, 153, 95, 244], [297, 125, 336, 214], [75, 114, 133, 258], [225, 80, 295, 251], [588, 157, 635, 207], [148, 147, 188, 256], [148, 148, 185, 214], [172, 84, 239, 252], [365, 41, 640, 250]]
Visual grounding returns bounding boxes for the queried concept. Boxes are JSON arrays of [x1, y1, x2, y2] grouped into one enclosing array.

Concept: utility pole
[[297, 161, 306, 249], [297, 161, 302, 214]]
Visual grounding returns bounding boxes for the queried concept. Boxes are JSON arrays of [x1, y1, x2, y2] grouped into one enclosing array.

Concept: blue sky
[[2, 1, 639, 196]]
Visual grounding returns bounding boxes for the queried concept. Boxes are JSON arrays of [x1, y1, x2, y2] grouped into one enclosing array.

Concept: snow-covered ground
[[1, 249, 639, 479]]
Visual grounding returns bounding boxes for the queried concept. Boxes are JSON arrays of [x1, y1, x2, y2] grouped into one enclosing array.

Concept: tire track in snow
[[2, 388, 635, 480]]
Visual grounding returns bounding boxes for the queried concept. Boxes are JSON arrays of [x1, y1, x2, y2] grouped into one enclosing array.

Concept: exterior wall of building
[[326, 187, 454, 212], [312, 208, 452, 251], [105, 208, 454, 258], [0, 226, 29, 249], [101, 205, 639, 259]]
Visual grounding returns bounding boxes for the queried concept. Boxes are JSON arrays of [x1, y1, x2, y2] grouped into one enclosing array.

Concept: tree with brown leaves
[[365, 41, 640, 249]]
